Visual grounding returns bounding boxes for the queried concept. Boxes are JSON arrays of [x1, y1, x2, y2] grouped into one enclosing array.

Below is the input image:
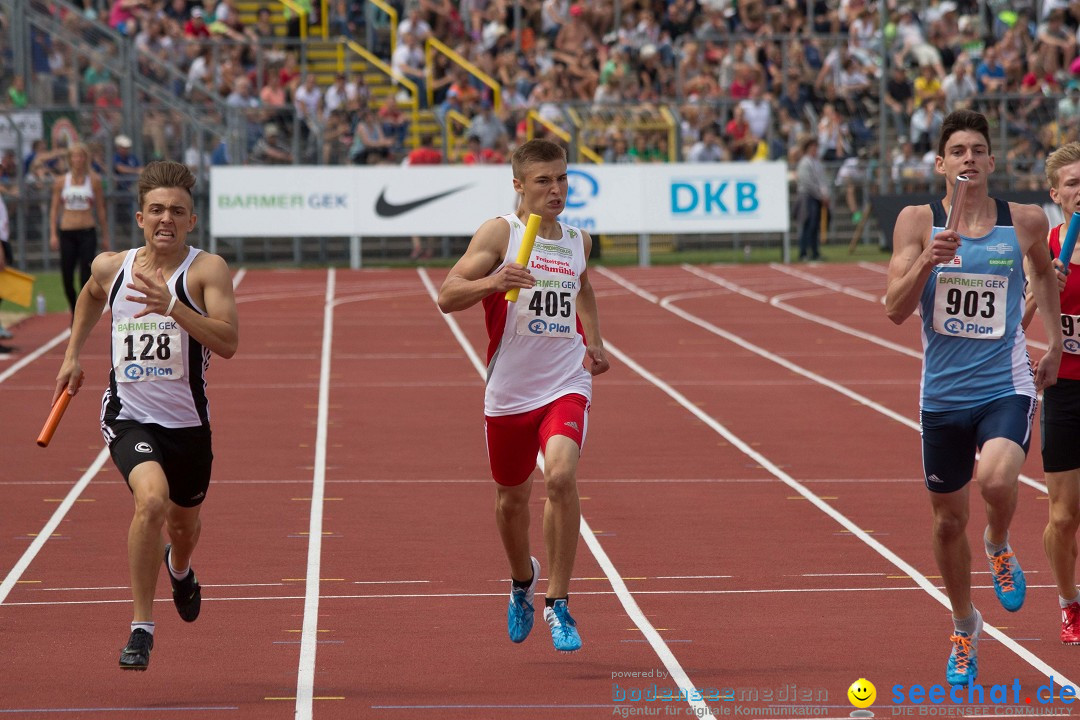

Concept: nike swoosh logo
[[375, 185, 472, 217]]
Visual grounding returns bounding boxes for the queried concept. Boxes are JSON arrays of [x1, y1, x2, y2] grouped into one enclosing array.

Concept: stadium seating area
[[2, 0, 1080, 248]]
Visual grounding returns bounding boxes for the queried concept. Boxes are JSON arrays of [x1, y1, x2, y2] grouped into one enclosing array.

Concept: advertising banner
[[210, 162, 790, 238]]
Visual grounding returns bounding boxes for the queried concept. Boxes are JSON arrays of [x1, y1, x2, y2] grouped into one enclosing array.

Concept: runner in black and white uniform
[[53, 160, 238, 671], [102, 244, 213, 509]]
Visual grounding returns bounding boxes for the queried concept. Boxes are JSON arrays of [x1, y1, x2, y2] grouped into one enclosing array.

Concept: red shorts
[[484, 393, 590, 486]]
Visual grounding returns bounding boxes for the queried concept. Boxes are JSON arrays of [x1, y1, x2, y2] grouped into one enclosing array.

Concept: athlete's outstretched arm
[[577, 232, 608, 376], [53, 252, 119, 404], [438, 218, 532, 313]]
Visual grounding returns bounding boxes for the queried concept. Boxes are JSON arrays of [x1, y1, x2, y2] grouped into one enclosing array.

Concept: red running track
[[0, 263, 1076, 720]]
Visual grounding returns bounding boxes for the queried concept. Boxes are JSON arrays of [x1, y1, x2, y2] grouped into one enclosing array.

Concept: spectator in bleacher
[[5, 75, 27, 109], [322, 73, 352, 120], [321, 109, 352, 165], [284, 0, 314, 39], [837, 54, 874, 117], [294, 74, 323, 127], [91, 82, 123, 142], [378, 94, 410, 152], [602, 133, 635, 163], [461, 133, 506, 165], [910, 97, 944, 154], [739, 83, 772, 143], [541, 0, 569, 42], [183, 7, 211, 38], [688, 129, 727, 162], [467, 99, 508, 150], [724, 105, 758, 161], [555, 4, 598, 54], [883, 63, 915, 137], [1036, 8, 1075, 76], [349, 107, 393, 164], [942, 59, 978, 111], [108, 0, 149, 34], [186, 46, 212, 97], [891, 135, 931, 192], [405, 134, 443, 166], [398, 6, 432, 41], [113, 134, 142, 193], [0, 149, 17, 187], [251, 123, 293, 164], [817, 102, 849, 161], [245, 7, 285, 63], [258, 67, 291, 129], [913, 61, 945, 108], [391, 32, 427, 107], [1058, 80, 1080, 132], [976, 44, 1007, 92]]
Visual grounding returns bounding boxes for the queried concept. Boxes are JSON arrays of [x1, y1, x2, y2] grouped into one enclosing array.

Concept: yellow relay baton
[[505, 213, 542, 303]]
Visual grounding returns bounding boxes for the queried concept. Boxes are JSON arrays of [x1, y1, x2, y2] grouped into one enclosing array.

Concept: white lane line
[[601, 336, 1076, 690], [0, 449, 109, 604], [416, 267, 713, 719], [0, 269, 248, 604], [683, 264, 921, 359], [295, 268, 334, 720], [769, 261, 1049, 352], [769, 262, 882, 302], [0, 329, 72, 384], [598, 266, 1051, 496]]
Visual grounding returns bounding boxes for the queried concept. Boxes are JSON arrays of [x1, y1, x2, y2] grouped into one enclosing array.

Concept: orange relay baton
[[37, 388, 74, 448]]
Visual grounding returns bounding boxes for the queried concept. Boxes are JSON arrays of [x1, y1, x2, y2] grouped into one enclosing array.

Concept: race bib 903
[[932, 272, 1008, 339], [112, 315, 184, 382]]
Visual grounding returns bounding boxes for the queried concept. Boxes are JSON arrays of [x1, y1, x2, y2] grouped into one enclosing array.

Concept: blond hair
[[137, 160, 196, 210], [511, 138, 566, 180], [1045, 142, 1080, 189]]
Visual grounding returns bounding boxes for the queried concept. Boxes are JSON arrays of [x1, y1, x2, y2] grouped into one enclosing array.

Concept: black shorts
[[1, 240, 11, 265], [1042, 377, 1080, 472], [104, 420, 213, 507], [920, 395, 1036, 493]]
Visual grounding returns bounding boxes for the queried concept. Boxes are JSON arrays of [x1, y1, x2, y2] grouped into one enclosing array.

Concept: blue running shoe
[[987, 547, 1026, 612], [507, 556, 540, 643], [543, 599, 582, 653], [946, 610, 982, 686]]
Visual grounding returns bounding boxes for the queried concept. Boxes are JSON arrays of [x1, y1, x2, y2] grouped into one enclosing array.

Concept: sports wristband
[[165, 295, 177, 317]]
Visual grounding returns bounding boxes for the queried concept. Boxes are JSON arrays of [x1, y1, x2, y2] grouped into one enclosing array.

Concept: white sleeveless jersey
[[100, 247, 212, 429], [61, 173, 94, 212], [481, 214, 592, 416]]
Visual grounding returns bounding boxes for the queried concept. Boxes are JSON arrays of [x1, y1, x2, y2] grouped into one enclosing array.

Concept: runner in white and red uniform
[[438, 139, 608, 654], [53, 160, 239, 671], [1023, 143, 1080, 645]]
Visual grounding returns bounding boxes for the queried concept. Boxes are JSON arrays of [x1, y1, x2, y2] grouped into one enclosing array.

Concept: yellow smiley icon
[[847, 678, 876, 709]]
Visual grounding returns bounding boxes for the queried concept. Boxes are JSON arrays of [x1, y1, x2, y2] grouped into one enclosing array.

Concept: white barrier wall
[[210, 162, 790, 238]]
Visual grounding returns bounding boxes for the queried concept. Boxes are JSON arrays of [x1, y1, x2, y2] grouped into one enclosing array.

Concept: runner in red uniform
[[437, 139, 609, 653]]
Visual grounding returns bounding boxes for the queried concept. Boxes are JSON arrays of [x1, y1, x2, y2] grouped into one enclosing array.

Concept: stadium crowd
[[5, 0, 1080, 207]]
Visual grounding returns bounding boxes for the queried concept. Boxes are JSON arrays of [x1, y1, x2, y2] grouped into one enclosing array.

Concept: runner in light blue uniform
[[886, 110, 1063, 689], [919, 197, 1036, 412]]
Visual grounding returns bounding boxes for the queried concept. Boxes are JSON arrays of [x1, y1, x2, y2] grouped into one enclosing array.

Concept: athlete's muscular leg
[[930, 485, 974, 619], [496, 477, 535, 582], [165, 503, 203, 574], [127, 462, 169, 622], [977, 438, 1026, 546], [1044, 470, 1080, 599], [542, 435, 581, 599]]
